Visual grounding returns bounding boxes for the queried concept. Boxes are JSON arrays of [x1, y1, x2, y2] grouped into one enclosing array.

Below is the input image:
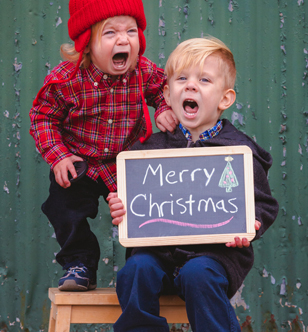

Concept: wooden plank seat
[[48, 287, 188, 332]]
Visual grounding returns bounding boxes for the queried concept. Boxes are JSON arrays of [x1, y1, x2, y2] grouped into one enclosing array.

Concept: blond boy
[[108, 37, 278, 331]]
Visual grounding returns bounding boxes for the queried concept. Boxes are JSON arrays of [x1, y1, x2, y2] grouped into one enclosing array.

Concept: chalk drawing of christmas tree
[[218, 156, 239, 192]]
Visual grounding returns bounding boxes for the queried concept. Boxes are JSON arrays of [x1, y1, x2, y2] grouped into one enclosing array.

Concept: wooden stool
[[48, 288, 188, 332]]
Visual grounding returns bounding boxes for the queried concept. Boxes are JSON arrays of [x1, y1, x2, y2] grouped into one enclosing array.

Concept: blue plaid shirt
[[179, 119, 223, 142]]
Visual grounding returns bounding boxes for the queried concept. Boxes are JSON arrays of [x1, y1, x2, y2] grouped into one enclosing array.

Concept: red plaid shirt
[[29, 56, 170, 191]]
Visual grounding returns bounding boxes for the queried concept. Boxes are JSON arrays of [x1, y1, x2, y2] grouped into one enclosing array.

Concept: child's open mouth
[[112, 53, 128, 69], [183, 99, 199, 116]]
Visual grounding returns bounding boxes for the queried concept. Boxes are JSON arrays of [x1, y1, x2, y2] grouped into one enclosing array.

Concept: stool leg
[[48, 302, 56, 332], [55, 306, 72, 332]]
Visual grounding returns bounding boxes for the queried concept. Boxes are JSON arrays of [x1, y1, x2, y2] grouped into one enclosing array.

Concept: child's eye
[[128, 28, 138, 34], [177, 76, 187, 81], [200, 78, 209, 83], [103, 30, 115, 36]]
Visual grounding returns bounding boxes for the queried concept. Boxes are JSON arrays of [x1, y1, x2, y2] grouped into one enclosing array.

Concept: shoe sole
[[58, 280, 97, 291]]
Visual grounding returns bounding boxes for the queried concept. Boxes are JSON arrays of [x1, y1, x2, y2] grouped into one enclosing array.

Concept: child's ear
[[163, 85, 171, 106], [218, 89, 236, 111]]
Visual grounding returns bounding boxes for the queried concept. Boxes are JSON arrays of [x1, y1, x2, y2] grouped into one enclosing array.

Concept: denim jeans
[[42, 172, 109, 270], [114, 249, 241, 332]]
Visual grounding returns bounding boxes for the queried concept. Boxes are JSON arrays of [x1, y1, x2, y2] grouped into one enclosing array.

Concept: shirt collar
[[179, 119, 223, 142], [87, 62, 106, 84]]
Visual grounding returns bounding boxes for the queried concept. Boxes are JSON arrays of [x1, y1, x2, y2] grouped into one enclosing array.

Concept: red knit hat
[[33, 0, 152, 142], [68, 0, 147, 55]]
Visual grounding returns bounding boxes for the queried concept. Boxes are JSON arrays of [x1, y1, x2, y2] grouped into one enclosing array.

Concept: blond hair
[[60, 19, 110, 69], [165, 36, 236, 89]]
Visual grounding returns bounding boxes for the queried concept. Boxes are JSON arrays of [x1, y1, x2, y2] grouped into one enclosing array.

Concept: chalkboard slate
[[117, 146, 255, 247]]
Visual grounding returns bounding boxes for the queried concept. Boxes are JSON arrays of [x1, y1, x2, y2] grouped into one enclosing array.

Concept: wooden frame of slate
[[117, 145, 255, 247]]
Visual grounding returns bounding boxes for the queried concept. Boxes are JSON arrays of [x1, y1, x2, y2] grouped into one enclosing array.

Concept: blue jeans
[[114, 250, 241, 332]]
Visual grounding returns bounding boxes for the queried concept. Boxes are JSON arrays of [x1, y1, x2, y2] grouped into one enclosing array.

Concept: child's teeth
[[114, 60, 125, 68]]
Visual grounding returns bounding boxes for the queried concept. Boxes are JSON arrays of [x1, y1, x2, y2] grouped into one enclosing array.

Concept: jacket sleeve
[[253, 156, 279, 240], [29, 74, 73, 169]]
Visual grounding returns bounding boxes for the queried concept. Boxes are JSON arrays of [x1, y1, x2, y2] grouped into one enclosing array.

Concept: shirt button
[[104, 148, 109, 153], [103, 74, 108, 79], [108, 119, 113, 124], [123, 78, 127, 83], [110, 88, 114, 93], [94, 82, 98, 87]]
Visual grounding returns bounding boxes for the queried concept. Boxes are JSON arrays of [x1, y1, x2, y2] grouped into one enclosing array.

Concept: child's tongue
[[184, 102, 198, 114], [113, 54, 126, 69], [185, 105, 197, 113]]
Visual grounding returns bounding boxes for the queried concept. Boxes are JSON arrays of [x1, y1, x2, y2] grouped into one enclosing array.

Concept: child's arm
[[225, 220, 261, 248], [155, 109, 179, 133], [107, 192, 126, 225], [225, 149, 279, 248], [29, 73, 75, 173], [141, 58, 179, 133]]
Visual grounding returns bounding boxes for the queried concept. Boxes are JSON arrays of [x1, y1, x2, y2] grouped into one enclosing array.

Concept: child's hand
[[225, 220, 261, 248], [155, 109, 179, 133], [53, 155, 84, 188], [107, 192, 126, 225]]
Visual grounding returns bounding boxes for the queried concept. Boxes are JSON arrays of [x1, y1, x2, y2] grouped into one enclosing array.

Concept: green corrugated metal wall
[[0, 0, 307, 330]]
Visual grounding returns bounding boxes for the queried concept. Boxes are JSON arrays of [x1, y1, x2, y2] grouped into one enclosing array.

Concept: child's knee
[[118, 250, 164, 281], [178, 256, 228, 291]]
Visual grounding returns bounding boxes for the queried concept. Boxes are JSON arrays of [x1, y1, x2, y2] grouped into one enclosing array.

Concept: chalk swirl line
[[139, 217, 234, 229]]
